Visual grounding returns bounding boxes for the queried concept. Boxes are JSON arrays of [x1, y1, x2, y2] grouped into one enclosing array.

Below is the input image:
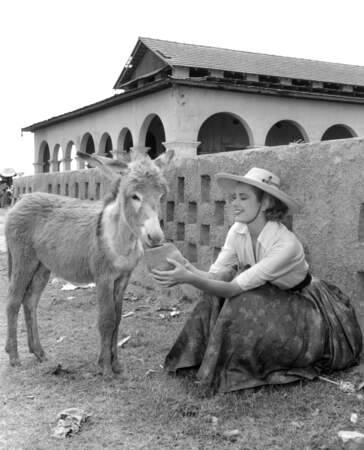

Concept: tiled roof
[[138, 37, 364, 86]]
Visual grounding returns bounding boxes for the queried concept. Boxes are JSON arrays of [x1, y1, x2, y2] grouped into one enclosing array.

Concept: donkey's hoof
[[97, 364, 114, 379], [32, 349, 47, 362], [9, 357, 21, 367], [101, 369, 115, 380], [112, 360, 123, 374]]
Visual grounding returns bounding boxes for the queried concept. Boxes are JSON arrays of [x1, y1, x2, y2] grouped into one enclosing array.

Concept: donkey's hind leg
[[22, 263, 51, 362], [5, 257, 41, 366]]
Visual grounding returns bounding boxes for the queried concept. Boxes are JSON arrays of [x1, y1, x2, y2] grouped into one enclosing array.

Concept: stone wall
[[14, 137, 364, 328], [13, 169, 109, 200]]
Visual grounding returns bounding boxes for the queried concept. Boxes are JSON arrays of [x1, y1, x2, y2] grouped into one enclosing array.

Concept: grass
[[0, 252, 363, 449]]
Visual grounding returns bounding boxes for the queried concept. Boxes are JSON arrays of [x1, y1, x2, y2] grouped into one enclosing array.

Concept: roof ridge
[[139, 36, 364, 70]]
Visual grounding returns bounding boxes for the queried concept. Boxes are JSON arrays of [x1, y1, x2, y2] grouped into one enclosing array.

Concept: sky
[[1, 0, 364, 175]]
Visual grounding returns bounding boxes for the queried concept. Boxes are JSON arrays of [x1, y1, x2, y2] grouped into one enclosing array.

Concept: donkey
[[5, 149, 174, 376]]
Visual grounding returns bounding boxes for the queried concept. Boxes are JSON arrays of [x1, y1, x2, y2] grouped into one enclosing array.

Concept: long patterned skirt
[[164, 278, 362, 393]]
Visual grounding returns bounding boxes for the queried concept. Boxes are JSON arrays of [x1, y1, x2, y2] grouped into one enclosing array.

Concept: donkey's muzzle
[[142, 216, 164, 247], [146, 230, 164, 247]]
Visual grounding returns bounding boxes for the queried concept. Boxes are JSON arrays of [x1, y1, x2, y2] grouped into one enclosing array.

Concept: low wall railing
[[13, 138, 364, 330]]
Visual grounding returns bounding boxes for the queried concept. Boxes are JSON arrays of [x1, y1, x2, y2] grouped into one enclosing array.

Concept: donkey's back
[[6, 192, 101, 284]]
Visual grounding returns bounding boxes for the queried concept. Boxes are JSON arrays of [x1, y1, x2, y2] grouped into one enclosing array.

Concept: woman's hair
[[251, 186, 288, 221]]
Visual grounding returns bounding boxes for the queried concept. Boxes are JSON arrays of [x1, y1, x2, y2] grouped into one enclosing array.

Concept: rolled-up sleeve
[[209, 227, 239, 274], [234, 238, 302, 291]]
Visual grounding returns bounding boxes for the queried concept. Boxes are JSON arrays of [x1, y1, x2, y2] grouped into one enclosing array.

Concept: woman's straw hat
[[215, 167, 302, 213]]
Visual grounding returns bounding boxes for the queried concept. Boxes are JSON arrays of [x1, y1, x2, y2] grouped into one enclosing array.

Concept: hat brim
[[215, 173, 302, 213], [0, 169, 16, 177]]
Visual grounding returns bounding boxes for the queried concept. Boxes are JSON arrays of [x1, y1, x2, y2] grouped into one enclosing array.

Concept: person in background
[[0, 181, 8, 208], [152, 167, 362, 393]]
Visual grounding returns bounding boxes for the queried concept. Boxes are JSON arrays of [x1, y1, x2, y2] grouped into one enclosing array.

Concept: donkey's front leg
[[96, 279, 117, 377], [111, 273, 131, 374]]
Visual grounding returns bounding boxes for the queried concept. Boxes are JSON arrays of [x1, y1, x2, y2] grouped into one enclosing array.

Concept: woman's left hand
[[151, 258, 190, 287]]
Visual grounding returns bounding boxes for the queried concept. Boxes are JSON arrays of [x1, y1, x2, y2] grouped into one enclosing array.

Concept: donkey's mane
[[128, 159, 166, 186], [103, 178, 122, 207], [122, 159, 168, 197]]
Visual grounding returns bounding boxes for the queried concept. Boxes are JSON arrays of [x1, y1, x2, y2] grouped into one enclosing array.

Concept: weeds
[[0, 256, 362, 449]]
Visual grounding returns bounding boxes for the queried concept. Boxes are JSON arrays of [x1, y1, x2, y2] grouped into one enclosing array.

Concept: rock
[[222, 429, 241, 440], [211, 416, 218, 432], [117, 335, 131, 348], [52, 407, 90, 439], [338, 430, 364, 449]]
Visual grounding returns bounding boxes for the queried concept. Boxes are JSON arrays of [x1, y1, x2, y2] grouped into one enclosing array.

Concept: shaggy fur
[[5, 150, 174, 376]]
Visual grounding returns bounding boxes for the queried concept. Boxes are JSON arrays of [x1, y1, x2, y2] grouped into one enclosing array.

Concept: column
[[112, 149, 131, 163], [162, 141, 200, 159], [50, 159, 60, 172], [130, 146, 150, 161], [249, 127, 267, 148], [62, 158, 72, 171], [307, 130, 324, 142], [33, 162, 43, 174]]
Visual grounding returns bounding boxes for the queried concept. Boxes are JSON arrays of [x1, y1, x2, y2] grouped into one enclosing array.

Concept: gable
[[128, 48, 167, 82]]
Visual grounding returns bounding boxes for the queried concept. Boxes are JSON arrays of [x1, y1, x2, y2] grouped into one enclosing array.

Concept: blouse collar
[[233, 221, 281, 244]]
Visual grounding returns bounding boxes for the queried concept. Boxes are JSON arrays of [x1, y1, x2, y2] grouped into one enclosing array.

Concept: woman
[[152, 167, 362, 393]]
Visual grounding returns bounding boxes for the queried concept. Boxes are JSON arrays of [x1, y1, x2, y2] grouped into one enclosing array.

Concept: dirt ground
[[1, 210, 364, 448], [0, 252, 186, 449]]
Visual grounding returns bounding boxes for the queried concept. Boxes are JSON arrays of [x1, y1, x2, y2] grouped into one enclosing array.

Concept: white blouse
[[209, 221, 309, 291]]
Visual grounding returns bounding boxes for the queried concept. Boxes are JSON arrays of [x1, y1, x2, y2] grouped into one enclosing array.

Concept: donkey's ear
[[77, 152, 128, 171], [154, 149, 174, 170], [76, 152, 128, 183]]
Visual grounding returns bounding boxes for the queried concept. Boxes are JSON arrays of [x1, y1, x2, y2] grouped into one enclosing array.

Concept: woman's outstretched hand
[[151, 258, 190, 287]]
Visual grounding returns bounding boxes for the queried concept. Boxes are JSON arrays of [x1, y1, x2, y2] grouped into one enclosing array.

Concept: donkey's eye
[[132, 194, 141, 201]]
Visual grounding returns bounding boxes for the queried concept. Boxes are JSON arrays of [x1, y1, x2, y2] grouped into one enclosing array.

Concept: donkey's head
[[120, 150, 174, 247], [77, 150, 174, 248]]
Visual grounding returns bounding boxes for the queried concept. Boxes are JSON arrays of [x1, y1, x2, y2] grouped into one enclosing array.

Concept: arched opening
[[39, 141, 50, 173], [140, 115, 166, 159], [52, 144, 61, 172], [99, 133, 113, 158], [265, 120, 307, 146], [124, 130, 133, 151], [80, 133, 95, 155], [117, 128, 133, 153], [80, 133, 95, 168], [197, 113, 251, 155], [146, 131, 157, 158], [321, 124, 357, 141], [64, 141, 78, 171]]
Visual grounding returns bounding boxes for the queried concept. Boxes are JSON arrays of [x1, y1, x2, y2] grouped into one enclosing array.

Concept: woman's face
[[228, 183, 262, 223]]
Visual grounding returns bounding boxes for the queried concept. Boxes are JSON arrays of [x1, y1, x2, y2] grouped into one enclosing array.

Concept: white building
[[22, 37, 364, 173]]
